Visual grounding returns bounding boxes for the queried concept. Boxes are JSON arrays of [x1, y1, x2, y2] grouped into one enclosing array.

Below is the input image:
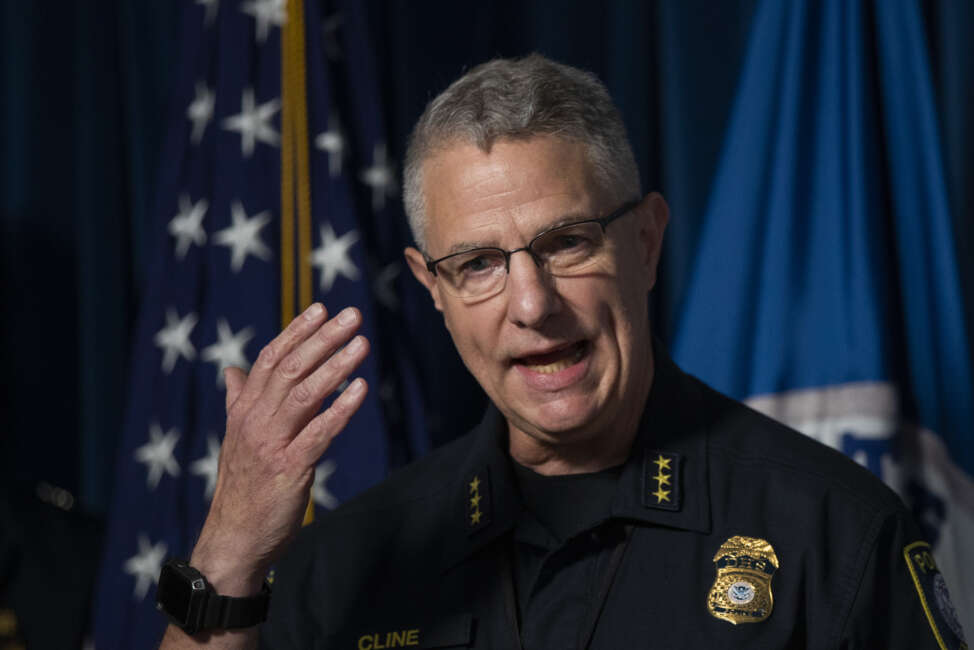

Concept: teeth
[[524, 344, 585, 374], [526, 360, 573, 374]]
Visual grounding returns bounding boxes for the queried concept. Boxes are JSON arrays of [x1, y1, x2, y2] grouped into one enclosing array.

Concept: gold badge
[[707, 535, 779, 624]]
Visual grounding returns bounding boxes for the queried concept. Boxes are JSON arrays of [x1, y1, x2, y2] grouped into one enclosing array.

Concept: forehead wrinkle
[[440, 216, 508, 255], [441, 202, 596, 256], [444, 239, 499, 256], [422, 136, 610, 256], [505, 202, 598, 243], [451, 156, 524, 211], [534, 210, 594, 233]]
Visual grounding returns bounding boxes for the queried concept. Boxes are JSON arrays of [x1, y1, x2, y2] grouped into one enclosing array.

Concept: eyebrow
[[442, 211, 592, 255], [444, 240, 497, 255]]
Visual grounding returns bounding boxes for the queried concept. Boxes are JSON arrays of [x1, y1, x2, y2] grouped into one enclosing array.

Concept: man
[[158, 55, 967, 649]]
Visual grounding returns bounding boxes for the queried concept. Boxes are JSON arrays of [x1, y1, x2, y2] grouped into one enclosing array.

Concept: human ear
[[634, 192, 669, 287], [404, 246, 445, 312]]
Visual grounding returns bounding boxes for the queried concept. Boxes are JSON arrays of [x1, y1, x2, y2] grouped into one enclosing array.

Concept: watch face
[[157, 564, 192, 625]]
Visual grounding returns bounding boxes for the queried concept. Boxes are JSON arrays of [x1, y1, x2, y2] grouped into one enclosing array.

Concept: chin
[[517, 398, 604, 440]]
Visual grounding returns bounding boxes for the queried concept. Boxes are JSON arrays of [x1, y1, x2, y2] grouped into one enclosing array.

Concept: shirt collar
[[439, 406, 521, 573], [439, 338, 712, 573], [608, 339, 711, 534]]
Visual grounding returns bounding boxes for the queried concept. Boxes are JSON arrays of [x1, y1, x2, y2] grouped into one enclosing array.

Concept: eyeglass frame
[[422, 200, 640, 283]]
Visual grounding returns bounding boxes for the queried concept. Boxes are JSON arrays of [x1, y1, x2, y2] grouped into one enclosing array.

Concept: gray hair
[[403, 54, 641, 251]]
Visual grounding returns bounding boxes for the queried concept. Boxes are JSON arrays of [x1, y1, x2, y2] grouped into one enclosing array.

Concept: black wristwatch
[[156, 559, 271, 635]]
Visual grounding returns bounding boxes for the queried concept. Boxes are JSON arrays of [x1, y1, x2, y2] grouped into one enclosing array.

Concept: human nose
[[504, 249, 559, 328]]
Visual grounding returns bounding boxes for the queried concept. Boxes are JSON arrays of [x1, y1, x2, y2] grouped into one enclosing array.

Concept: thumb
[[224, 366, 247, 411]]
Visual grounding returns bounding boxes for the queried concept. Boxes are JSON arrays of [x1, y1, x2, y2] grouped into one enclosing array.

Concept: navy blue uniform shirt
[[262, 344, 966, 649]]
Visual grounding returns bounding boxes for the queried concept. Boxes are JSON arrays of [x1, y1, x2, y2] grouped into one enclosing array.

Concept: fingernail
[[345, 378, 364, 396], [337, 307, 357, 326], [304, 303, 324, 320], [344, 336, 364, 355]]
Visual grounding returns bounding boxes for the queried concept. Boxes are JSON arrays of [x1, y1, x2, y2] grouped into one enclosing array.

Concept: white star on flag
[[214, 200, 272, 272], [315, 113, 345, 177], [168, 193, 208, 259], [134, 423, 181, 490], [310, 222, 360, 291], [190, 435, 221, 499], [196, 0, 219, 26], [202, 318, 255, 386], [186, 81, 215, 144], [154, 308, 198, 373], [312, 459, 339, 509], [359, 142, 398, 212], [123, 533, 168, 601], [241, 0, 286, 43], [373, 262, 401, 311], [221, 87, 280, 158]]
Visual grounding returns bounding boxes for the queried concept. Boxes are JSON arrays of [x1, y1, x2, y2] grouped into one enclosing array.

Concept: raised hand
[[189, 302, 370, 596]]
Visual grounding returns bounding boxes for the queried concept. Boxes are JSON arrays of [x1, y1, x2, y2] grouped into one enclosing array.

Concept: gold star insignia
[[654, 472, 671, 486], [469, 476, 481, 493], [470, 510, 482, 524], [652, 487, 671, 503], [470, 494, 481, 507], [654, 455, 672, 471]]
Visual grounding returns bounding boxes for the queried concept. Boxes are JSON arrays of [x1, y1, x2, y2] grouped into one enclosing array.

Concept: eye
[[550, 233, 588, 251], [537, 226, 598, 257], [456, 252, 502, 275], [461, 256, 490, 272]]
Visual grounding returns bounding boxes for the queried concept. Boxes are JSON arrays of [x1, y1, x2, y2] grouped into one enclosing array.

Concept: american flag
[[91, 1, 427, 646]]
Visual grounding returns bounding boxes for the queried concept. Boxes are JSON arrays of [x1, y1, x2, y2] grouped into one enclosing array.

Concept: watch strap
[[200, 580, 271, 630]]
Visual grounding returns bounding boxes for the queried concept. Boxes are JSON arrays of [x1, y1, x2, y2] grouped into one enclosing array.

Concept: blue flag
[[91, 1, 424, 646], [672, 0, 973, 637]]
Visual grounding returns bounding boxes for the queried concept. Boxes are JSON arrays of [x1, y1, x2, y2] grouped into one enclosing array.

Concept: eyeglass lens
[[438, 221, 607, 298]]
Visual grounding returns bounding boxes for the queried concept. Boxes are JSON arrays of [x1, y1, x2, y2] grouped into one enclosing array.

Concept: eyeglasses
[[424, 200, 639, 302]]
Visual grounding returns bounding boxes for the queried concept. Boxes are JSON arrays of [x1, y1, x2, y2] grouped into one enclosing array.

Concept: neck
[[508, 343, 656, 476]]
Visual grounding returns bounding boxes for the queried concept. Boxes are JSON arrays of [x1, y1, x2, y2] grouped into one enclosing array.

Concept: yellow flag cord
[[281, 0, 316, 525]]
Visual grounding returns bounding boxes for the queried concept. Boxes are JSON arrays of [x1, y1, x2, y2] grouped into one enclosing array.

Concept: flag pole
[[282, 0, 316, 526]]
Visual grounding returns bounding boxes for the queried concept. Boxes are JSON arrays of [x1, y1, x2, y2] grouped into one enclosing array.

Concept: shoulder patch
[[903, 541, 968, 649]]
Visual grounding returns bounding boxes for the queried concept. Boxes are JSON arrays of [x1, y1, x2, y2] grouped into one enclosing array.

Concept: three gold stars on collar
[[642, 449, 681, 511], [652, 454, 673, 504], [469, 475, 483, 526], [465, 470, 491, 532]]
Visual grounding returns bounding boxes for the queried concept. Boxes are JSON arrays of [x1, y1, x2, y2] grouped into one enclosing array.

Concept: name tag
[[352, 614, 472, 649], [357, 629, 420, 649]]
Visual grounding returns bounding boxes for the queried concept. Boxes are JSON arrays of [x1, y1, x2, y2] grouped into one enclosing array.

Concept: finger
[[288, 378, 368, 462], [260, 306, 362, 413], [224, 366, 247, 412], [237, 302, 328, 407], [277, 334, 370, 423]]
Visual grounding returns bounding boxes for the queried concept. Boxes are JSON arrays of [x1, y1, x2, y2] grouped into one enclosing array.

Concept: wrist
[[189, 542, 267, 597]]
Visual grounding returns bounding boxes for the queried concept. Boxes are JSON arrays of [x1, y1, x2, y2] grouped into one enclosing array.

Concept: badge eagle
[[707, 535, 779, 624]]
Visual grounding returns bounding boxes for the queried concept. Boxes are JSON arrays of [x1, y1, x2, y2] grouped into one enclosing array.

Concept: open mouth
[[515, 341, 588, 374]]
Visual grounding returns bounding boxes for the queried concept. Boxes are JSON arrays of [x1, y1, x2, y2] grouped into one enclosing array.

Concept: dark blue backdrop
[[2, 0, 972, 644]]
